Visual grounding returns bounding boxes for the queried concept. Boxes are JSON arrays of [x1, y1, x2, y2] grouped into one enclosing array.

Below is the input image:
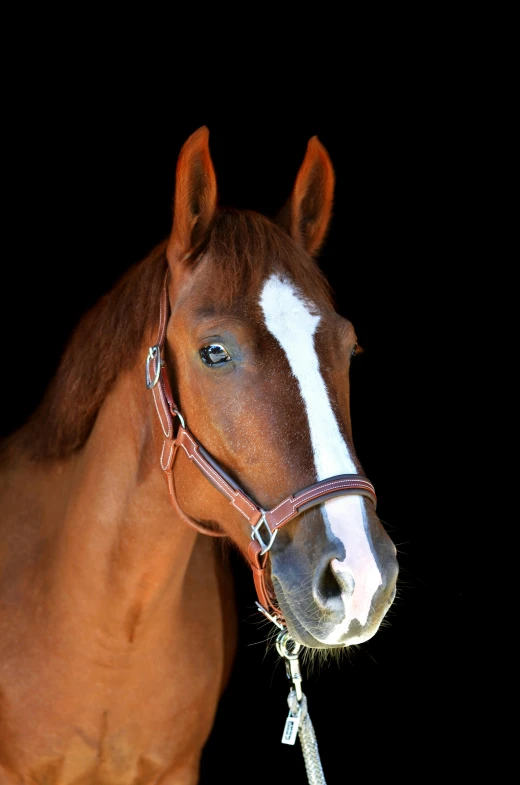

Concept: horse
[[0, 127, 398, 785]]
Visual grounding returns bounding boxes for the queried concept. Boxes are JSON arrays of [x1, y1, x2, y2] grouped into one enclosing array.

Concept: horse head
[[161, 127, 398, 649]]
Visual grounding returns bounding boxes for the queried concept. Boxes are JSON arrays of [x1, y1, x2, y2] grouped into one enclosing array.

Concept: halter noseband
[[147, 273, 377, 624]]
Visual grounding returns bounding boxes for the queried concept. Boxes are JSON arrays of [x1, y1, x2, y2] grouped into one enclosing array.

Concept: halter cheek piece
[[147, 274, 377, 624]]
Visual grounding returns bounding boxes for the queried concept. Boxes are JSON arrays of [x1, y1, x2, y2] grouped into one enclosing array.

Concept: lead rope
[[259, 604, 327, 785], [277, 630, 327, 785], [287, 691, 326, 785]]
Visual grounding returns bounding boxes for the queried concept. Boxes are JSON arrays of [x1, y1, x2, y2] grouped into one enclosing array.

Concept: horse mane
[[12, 208, 333, 462]]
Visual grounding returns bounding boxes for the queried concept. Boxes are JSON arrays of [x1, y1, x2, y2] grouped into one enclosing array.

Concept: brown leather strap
[[174, 428, 263, 527], [266, 475, 376, 530], [173, 425, 377, 528], [148, 270, 378, 621], [248, 540, 276, 612], [160, 438, 225, 537], [149, 281, 173, 439]]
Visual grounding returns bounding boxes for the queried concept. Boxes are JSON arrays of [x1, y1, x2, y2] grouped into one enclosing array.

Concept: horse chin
[[282, 609, 346, 650]]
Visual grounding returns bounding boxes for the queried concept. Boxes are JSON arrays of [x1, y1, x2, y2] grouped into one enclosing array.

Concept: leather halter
[[148, 273, 377, 623]]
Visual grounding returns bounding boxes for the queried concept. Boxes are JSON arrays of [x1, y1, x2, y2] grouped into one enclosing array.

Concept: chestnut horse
[[0, 128, 398, 784]]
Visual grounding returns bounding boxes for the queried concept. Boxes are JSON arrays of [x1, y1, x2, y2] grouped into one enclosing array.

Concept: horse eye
[[200, 344, 231, 366]]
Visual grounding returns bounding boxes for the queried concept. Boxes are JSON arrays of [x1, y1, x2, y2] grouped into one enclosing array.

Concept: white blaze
[[259, 274, 382, 643]]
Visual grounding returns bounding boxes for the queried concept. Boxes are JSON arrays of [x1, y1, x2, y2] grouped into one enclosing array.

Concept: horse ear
[[277, 136, 335, 256], [166, 126, 217, 265]]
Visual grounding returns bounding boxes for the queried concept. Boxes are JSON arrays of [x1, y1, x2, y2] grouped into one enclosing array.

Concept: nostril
[[316, 563, 341, 603], [330, 560, 355, 598], [313, 560, 354, 614]]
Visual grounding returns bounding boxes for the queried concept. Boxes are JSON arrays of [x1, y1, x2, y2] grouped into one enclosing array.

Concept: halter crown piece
[[147, 272, 377, 625]]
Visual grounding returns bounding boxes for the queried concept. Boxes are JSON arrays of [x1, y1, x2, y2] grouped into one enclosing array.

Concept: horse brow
[[193, 307, 252, 327]]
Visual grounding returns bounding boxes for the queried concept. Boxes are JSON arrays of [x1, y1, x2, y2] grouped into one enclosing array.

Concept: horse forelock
[[200, 209, 333, 309], [11, 208, 332, 462]]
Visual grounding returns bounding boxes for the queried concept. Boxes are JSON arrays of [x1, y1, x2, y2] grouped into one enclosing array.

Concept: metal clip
[[287, 658, 303, 702], [276, 630, 303, 702], [276, 630, 302, 659]]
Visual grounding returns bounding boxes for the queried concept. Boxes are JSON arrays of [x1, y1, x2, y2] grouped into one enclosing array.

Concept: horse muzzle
[[269, 503, 399, 648]]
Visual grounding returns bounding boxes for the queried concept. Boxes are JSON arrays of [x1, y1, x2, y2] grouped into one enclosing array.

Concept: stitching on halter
[[179, 433, 257, 521], [267, 478, 371, 515], [178, 441, 234, 504], [267, 478, 374, 527], [152, 387, 172, 438], [161, 441, 174, 471]]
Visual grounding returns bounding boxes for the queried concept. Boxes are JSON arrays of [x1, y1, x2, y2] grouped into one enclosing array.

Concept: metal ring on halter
[[276, 630, 302, 659], [173, 408, 186, 429], [145, 345, 162, 389], [251, 512, 278, 555]]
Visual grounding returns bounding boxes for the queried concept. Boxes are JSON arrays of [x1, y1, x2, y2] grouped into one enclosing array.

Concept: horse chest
[[0, 517, 230, 785], [0, 634, 223, 784]]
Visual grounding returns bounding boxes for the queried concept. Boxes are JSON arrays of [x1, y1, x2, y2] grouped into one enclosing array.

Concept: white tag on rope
[[282, 706, 301, 745]]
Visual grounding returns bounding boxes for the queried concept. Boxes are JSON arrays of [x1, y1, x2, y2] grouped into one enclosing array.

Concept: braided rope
[[288, 690, 327, 785]]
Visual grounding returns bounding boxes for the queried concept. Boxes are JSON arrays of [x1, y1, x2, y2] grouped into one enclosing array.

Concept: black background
[[1, 65, 470, 784]]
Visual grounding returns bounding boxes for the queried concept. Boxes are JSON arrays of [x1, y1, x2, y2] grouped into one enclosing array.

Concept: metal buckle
[[251, 512, 278, 555], [145, 345, 162, 389]]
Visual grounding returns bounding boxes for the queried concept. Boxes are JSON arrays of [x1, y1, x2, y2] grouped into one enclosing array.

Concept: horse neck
[[38, 353, 199, 645]]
